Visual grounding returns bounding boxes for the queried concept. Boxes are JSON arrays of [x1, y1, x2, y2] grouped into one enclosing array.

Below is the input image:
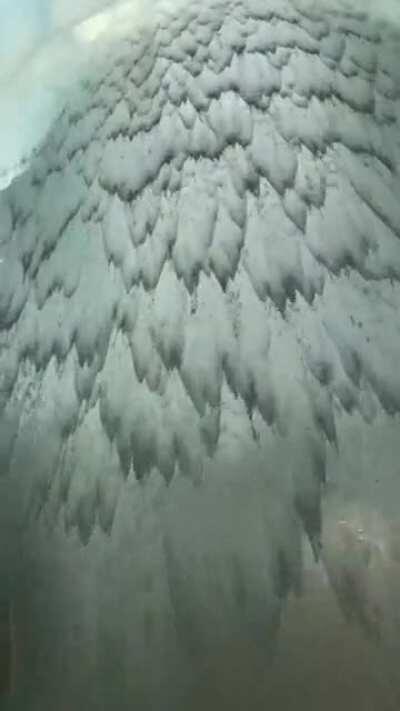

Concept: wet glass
[[0, 1, 400, 709]]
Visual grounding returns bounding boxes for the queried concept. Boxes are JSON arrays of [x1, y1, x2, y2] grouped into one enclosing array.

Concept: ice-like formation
[[0, 0, 399, 707]]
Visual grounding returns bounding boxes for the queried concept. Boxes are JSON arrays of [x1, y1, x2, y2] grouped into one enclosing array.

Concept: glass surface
[[0, 1, 400, 708]]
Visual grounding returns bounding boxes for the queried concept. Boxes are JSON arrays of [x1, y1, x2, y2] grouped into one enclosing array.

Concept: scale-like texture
[[0, 0, 400, 707]]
